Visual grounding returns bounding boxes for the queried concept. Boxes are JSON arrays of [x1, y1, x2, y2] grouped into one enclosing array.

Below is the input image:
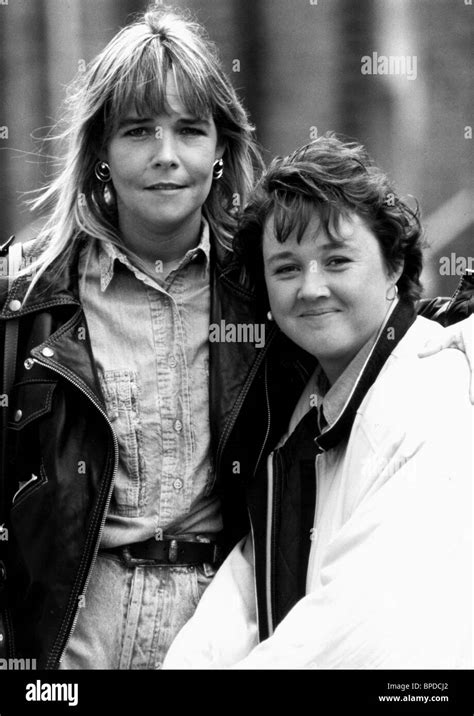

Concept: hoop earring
[[267, 310, 273, 321], [95, 161, 111, 183], [213, 158, 224, 180], [386, 284, 399, 301]]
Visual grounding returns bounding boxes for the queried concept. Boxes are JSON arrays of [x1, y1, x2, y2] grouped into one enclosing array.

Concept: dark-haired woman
[[164, 136, 473, 669]]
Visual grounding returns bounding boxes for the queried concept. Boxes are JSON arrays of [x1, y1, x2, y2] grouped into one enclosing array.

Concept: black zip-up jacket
[[0, 232, 472, 668]]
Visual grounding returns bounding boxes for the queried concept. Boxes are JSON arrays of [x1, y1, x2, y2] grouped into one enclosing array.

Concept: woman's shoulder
[[392, 315, 469, 380], [360, 316, 471, 435]]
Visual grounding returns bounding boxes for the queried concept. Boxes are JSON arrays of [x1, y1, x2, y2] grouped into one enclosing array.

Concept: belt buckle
[[121, 542, 179, 566]]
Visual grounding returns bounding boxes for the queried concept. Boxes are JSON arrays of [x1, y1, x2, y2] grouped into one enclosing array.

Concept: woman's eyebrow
[[176, 116, 211, 125], [117, 115, 211, 128], [317, 237, 356, 251], [319, 241, 348, 250], [118, 116, 154, 128], [266, 250, 297, 265]]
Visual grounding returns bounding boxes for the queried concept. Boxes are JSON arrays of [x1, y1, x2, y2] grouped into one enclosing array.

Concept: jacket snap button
[[8, 299, 22, 312], [173, 478, 183, 490], [14, 409, 23, 422], [24, 358, 34, 370], [41, 347, 54, 358]]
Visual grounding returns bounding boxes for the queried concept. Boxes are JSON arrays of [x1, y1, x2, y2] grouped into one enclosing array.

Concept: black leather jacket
[[0, 232, 472, 668]]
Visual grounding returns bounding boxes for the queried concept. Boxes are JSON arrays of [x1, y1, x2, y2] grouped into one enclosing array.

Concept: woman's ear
[[215, 137, 226, 161], [389, 261, 404, 286]]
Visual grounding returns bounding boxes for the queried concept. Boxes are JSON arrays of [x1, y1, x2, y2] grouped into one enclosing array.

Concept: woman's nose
[[297, 264, 330, 299], [151, 129, 178, 167]]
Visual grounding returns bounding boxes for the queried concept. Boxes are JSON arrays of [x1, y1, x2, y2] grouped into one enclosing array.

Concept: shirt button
[[41, 347, 55, 358], [24, 358, 34, 370], [168, 355, 177, 368], [14, 409, 23, 422], [173, 478, 183, 491], [8, 299, 22, 312], [174, 419, 183, 433]]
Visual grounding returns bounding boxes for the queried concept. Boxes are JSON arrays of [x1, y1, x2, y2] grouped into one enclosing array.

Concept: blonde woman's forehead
[[113, 96, 214, 128], [107, 75, 214, 135], [163, 73, 211, 118]]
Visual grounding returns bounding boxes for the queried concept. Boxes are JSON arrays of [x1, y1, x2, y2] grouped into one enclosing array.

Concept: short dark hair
[[234, 133, 425, 309]]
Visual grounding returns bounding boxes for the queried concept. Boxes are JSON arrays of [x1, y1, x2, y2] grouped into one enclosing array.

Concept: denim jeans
[[59, 554, 214, 669]]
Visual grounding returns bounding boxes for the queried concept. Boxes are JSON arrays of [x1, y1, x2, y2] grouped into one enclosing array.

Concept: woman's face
[[106, 73, 224, 243], [263, 210, 402, 383]]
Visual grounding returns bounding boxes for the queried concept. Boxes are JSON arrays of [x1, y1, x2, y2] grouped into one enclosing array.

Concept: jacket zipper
[[253, 355, 312, 480], [29, 357, 118, 669], [306, 452, 322, 590], [253, 360, 271, 478], [11, 463, 48, 508], [265, 452, 275, 638], [246, 504, 259, 638], [215, 326, 277, 479], [11, 473, 39, 505], [1, 605, 15, 659]]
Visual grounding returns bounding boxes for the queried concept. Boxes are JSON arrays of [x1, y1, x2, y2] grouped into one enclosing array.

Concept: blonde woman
[[0, 3, 263, 670]]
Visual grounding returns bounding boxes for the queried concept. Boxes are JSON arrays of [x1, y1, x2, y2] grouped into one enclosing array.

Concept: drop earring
[[95, 161, 111, 182], [213, 158, 224, 180], [386, 284, 399, 301], [267, 310, 273, 321]]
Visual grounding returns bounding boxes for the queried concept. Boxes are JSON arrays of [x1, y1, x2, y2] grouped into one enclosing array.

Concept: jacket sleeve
[[417, 269, 474, 326], [162, 535, 258, 669], [0, 236, 17, 661], [230, 352, 473, 670]]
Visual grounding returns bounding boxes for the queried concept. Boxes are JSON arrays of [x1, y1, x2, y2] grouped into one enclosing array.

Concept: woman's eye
[[326, 257, 350, 268], [126, 127, 151, 138], [180, 127, 205, 136], [274, 265, 300, 276]]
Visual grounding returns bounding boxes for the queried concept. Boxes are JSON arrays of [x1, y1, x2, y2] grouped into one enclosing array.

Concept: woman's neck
[[118, 212, 202, 266]]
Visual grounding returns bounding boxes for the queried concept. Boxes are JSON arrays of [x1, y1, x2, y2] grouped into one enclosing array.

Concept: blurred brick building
[[0, 0, 472, 295]]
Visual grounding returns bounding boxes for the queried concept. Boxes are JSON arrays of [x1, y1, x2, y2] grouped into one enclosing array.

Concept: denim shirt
[[78, 221, 221, 548]]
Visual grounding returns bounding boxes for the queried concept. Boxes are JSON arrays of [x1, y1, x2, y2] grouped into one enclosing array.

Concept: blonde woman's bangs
[[105, 40, 215, 136]]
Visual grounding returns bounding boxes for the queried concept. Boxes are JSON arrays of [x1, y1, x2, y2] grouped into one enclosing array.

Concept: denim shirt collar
[[97, 219, 211, 292]]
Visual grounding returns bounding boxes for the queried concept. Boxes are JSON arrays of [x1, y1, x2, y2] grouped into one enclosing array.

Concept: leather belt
[[101, 535, 224, 567]]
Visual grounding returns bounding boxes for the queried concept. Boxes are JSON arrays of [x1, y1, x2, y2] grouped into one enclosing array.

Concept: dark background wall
[[0, 0, 472, 296]]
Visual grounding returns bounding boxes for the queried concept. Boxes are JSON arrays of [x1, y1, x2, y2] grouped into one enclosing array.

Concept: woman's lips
[[299, 309, 341, 317], [145, 183, 187, 190]]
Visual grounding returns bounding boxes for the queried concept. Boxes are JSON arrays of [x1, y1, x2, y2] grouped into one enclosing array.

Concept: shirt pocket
[[99, 370, 147, 517]]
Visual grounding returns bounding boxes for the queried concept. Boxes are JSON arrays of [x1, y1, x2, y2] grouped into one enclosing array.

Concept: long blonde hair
[[21, 3, 262, 297]]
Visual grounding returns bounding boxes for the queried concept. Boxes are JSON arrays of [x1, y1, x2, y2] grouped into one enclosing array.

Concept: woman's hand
[[418, 315, 474, 403]]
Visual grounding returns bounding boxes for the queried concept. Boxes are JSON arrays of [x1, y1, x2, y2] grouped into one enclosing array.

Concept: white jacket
[[163, 317, 473, 669]]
